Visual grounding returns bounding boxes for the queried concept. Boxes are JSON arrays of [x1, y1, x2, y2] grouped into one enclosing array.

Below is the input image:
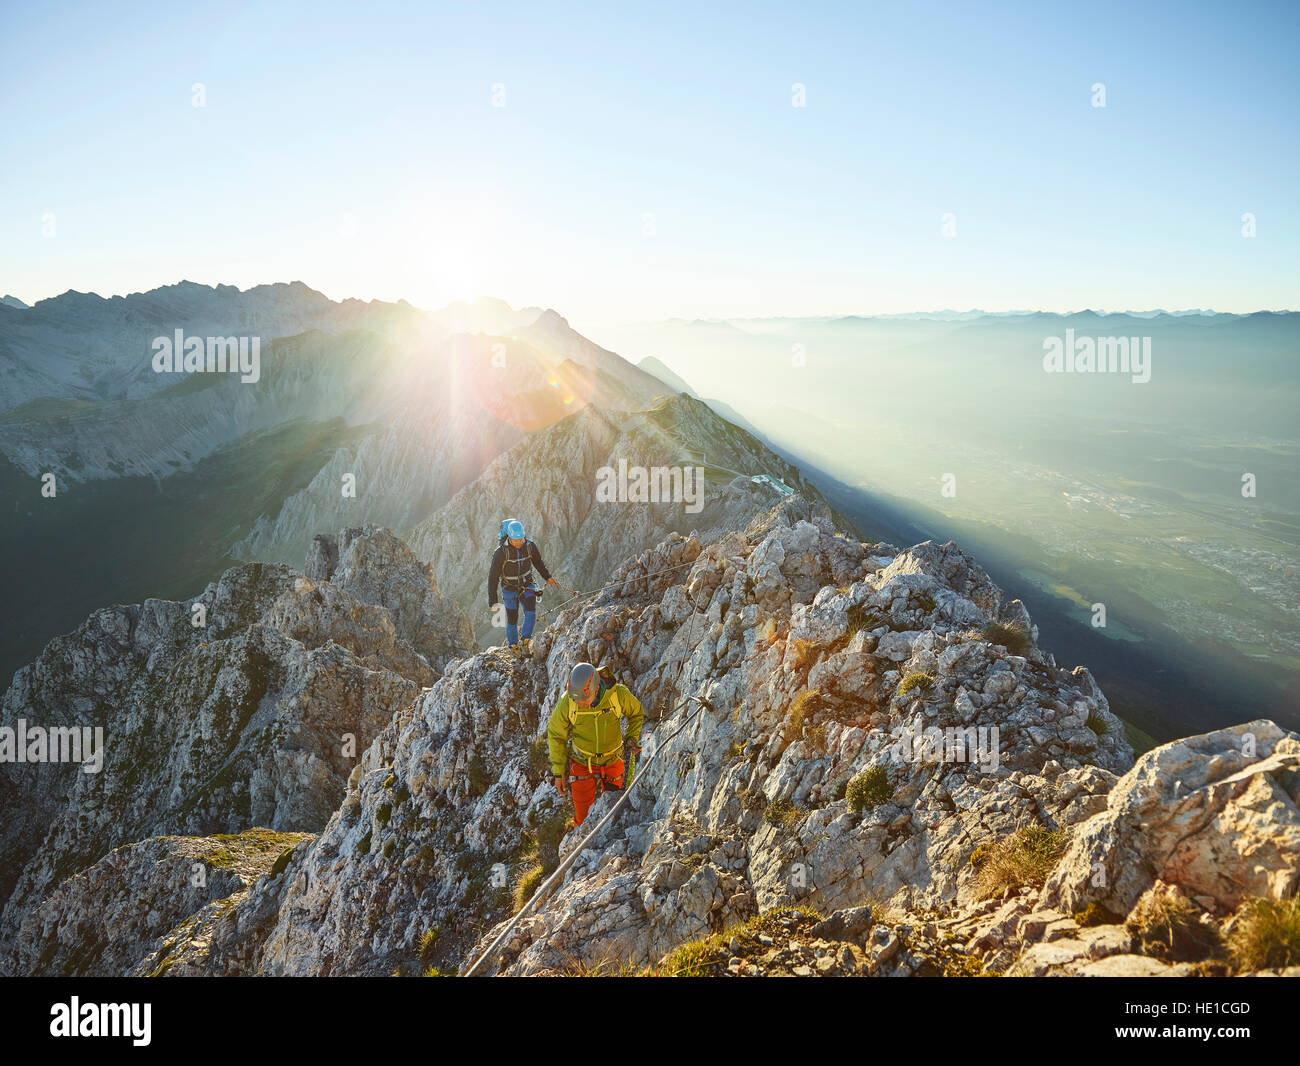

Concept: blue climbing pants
[[502, 587, 537, 644]]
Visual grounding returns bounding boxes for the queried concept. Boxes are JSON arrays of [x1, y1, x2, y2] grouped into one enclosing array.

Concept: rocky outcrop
[[644, 715, 1300, 978], [145, 499, 1135, 977], [913, 720, 1300, 977], [6, 511, 1296, 979], [0, 290, 826, 720], [5, 828, 310, 976], [302, 526, 475, 672], [0, 525, 471, 973], [1042, 720, 1300, 916], [406, 393, 850, 646]]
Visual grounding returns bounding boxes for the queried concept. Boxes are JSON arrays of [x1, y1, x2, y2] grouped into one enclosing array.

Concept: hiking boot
[[520, 637, 533, 657]]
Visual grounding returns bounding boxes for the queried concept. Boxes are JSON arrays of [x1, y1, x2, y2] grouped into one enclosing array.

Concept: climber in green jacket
[[547, 663, 644, 825]]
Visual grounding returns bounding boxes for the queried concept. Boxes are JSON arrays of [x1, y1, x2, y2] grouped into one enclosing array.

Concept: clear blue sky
[[2, 0, 1296, 326]]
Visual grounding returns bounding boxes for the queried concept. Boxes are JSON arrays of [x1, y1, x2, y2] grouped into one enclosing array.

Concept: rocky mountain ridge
[[405, 393, 828, 645], [4, 501, 1295, 977], [0, 286, 737, 692], [0, 525, 471, 974]]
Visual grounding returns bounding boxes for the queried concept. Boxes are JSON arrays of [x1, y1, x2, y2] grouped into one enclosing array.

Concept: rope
[[462, 689, 715, 977], [535, 555, 700, 622]]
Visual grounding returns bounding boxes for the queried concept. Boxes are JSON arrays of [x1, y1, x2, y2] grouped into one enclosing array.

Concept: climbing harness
[[462, 688, 718, 977], [498, 540, 541, 593]]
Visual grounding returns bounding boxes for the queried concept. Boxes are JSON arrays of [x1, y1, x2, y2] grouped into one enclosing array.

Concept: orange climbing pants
[[568, 758, 624, 825]]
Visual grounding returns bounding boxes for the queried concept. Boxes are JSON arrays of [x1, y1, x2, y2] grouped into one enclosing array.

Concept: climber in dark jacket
[[487, 519, 558, 652]]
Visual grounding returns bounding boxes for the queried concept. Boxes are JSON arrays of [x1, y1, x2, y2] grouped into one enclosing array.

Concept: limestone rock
[[0, 526, 471, 972], [9, 511, 1294, 981], [1043, 721, 1300, 916]]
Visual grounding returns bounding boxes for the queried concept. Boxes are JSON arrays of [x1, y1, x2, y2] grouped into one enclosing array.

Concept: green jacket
[[547, 683, 644, 776]]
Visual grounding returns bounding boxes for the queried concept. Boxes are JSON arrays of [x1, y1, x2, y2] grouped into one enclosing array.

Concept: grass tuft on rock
[[979, 621, 1033, 656], [845, 603, 876, 638], [654, 905, 824, 977], [972, 825, 1067, 900], [528, 735, 550, 776], [1073, 901, 1122, 927], [1127, 887, 1224, 963], [898, 671, 935, 697], [1085, 710, 1109, 736], [418, 928, 439, 965], [514, 864, 546, 914], [846, 766, 892, 812], [763, 797, 803, 830], [1228, 895, 1300, 972], [786, 689, 821, 740]]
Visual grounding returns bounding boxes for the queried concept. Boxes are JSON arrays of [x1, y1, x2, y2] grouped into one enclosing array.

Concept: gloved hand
[[554, 776, 567, 794], [490, 602, 502, 614], [625, 740, 640, 759]]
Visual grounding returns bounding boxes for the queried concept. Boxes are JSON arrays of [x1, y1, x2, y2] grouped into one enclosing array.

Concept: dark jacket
[[488, 540, 552, 605]]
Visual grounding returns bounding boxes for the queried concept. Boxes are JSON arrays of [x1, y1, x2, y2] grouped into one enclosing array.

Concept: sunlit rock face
[[0, 524, 472, 975]]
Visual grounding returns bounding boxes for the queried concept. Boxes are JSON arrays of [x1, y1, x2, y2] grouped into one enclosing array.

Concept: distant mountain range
[[0, 282, 837, 681], [591, 307, 1300, 743], [5, 281, 1296, 734], [3, 280, 1297, 981], [654, 308, 1289, 327]]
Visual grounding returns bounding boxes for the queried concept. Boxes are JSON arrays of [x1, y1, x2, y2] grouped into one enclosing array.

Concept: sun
[[389, 191, 510, 306]]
